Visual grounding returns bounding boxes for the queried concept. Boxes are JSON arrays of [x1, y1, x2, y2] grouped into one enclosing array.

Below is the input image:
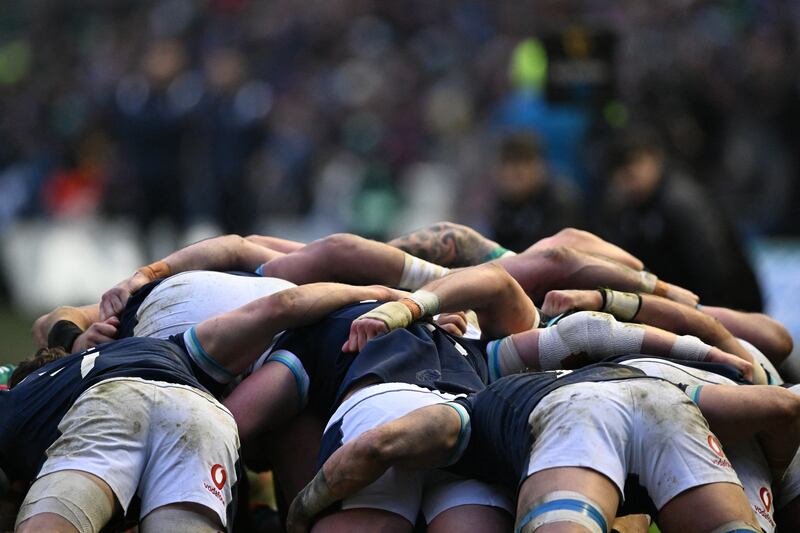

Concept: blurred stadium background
[[2, 0, 800, 373]]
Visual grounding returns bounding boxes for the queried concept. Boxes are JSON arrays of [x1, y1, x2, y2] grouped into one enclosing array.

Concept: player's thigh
[[422, 470, 513, 533], [312, 508, 412, 533], [263, 409, 324, 502], [140, 502, 223, 533], [427, 504, 511, 533], [657, 482, 757, 533]]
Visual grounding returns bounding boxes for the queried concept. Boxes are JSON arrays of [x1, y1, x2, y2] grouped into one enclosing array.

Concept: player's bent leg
[[16, 470, 116, 533], [427, 504, 512, 533], [656, 482, 759, 533], [140, 502, 223, 533], [516, 467, 619, 533], [312, 508, 412, 533], [263, 409, 325, 503]]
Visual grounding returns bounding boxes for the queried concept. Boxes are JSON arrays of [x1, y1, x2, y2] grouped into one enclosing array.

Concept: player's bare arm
[[99, 234, 284, 319], [693, 384, 800, 478], [195, 283, 402, 375], [500, 311, 753, 380], [343, 262, 537, 352], [286, 403, 463, 533]]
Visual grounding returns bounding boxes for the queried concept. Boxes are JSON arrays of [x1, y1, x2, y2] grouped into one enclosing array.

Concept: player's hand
[[342, 318, 388, 353], [662, 283, 699, 307], [435, 312, 468, 337], [99, 272, 150, 320], [72, 317, 120, 352], [542, 290, 603, 317], [706, 347, 753, 382]]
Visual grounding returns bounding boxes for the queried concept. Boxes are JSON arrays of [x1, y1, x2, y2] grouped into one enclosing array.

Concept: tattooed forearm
[[388, 222, 500, 267]]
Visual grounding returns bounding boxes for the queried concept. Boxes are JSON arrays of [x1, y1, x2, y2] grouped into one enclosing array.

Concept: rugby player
[[2, 281, 399, 533], [287, 362, 800, 533]]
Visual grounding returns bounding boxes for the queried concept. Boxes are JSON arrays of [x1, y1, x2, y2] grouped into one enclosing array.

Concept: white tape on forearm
[[670, 335, 711, 361], [409, 290, 441, 317], [537, 312, 645, 370], [399, 254, 451, 290], [639, 271, 657, 293]]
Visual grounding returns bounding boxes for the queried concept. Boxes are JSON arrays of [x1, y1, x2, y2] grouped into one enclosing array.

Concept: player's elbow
[[353, 428, 396, 470]]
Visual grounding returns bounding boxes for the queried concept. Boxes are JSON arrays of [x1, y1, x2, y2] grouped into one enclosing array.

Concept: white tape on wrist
[[409, 290, 441, 317], [670, 335, 711, 362], [602, 289, 642, 322], [357, 301, 414, 331], [399, 254, 451, 290], [639, 271, 657, 293]]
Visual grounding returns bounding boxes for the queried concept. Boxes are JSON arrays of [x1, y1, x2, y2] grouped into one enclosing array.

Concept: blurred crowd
[[1, 0, 799, 310]]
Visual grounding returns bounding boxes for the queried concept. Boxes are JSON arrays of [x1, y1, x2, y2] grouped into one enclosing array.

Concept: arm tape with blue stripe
[[267, 350, 310, 410], [441, 401, 471, 466], [183, 327, 236, 384]]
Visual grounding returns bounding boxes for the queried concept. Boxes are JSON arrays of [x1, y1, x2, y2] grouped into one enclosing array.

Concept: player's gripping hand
[[99, 277, 143, 320], [72, 317, 120, 352], [706, 347, 754, 382], [435, 312, 468, 337], [342, 318, 389, 353], [659, 282, 699, 307], [542, 289, 603, 317]]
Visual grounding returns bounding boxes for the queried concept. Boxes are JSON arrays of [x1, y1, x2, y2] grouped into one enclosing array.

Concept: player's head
[[497, 133, 547, 199], [607, 127, 664, 203], [8, 347, 68, 388]]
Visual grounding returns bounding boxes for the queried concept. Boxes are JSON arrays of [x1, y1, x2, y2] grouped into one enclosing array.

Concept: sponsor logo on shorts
[[755, 486, 775, 529], [203, 464, 227, 505], [707, 435, 732, 468], [211, 464, 227, 489]]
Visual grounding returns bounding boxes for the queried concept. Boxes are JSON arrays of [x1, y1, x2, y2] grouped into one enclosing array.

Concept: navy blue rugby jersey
[[0, 336, 206, 482], [450, 363, 649, 488], [269, 301, 489, 417], [117, 270, 260, 339]]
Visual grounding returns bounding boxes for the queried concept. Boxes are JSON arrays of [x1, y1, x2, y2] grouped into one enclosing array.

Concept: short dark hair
[[9, 347, 68, 388], [500, 133, 542, 163], [607, 127, 664, 171]]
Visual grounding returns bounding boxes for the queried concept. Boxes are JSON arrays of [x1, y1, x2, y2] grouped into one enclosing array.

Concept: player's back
[[0, 336, 202, 482]]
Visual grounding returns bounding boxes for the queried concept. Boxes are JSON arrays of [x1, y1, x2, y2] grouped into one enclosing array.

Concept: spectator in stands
[[488, 133, 584, 252], [597, 127, 763, 311]]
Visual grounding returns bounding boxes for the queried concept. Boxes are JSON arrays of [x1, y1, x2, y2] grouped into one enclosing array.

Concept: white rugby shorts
[[623, 357, 775, 532], [37, 377, 240, 527], [324, 382, 513, 524], [777, 384, 800, 512], [525, 378, 742, 510]]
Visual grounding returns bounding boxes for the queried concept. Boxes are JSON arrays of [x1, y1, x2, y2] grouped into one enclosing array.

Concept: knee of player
[[774, 389, 800, 426]]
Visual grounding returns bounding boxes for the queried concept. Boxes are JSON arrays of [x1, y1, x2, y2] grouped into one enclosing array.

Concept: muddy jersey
[[117, 270, 295, 339], [0, 336, 209, 482], [268, 301, 489, 417], [450, 363, 650, 488]]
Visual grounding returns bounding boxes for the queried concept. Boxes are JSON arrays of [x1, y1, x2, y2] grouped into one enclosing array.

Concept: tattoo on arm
[[389, 223, 496, 267]]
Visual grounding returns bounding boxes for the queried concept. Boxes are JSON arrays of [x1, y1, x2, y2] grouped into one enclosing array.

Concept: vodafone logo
[[211, 464, 227, 490], [760, 487, 772, 512], [707, 435, 725, 458]]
